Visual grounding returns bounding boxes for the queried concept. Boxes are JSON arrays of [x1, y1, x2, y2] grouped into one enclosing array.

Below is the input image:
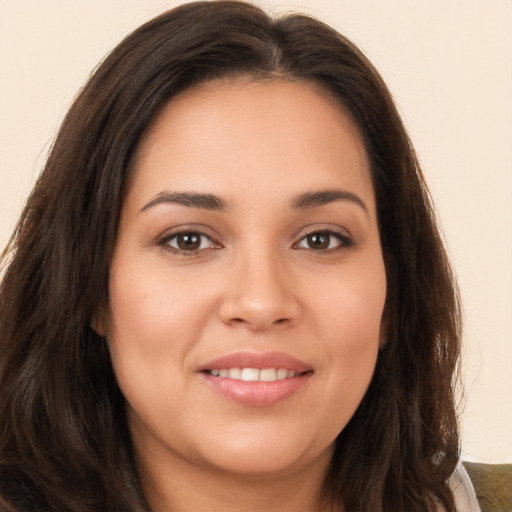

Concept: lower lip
[[201, 372, 312, 407]]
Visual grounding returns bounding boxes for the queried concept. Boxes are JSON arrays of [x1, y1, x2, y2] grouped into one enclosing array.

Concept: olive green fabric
[[463, 462, 512, 512]]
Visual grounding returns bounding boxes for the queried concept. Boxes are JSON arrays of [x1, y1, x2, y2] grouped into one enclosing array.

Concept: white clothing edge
[[449, 461, 481, 512]]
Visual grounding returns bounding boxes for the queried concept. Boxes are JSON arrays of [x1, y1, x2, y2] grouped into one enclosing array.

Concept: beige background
[[1, 1, 511, 462]]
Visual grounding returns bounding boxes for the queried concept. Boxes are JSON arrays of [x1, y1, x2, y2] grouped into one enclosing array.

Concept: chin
[[193, 427, 334, 479]]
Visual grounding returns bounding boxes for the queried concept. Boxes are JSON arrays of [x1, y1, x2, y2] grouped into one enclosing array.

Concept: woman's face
[[104, 79, 387, 480]]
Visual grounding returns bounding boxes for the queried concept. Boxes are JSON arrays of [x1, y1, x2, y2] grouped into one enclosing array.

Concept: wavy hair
[[0, 2, 461, 510]]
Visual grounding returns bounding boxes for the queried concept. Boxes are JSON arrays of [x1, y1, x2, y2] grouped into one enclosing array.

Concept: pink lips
[[199, 351, 313, 407]]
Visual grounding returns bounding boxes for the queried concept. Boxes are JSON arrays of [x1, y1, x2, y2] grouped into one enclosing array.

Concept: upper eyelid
[[293, 224, 351, 240], [157, 224, 219, 240], [292, 226, 354, 251], [165, 231, 213, 243], [156, 226, 222, 251], [155, 223, 353, 247], [157, 231, 222, 258], [296, 231, 350, 244]]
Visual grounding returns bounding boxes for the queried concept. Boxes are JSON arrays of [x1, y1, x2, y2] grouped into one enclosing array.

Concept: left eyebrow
[[291, 189, 369, 216], [140, 191, 228, 212]]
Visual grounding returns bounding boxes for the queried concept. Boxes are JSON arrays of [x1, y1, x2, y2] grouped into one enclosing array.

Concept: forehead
[[138, 77, 366, 155], [128, 78, 374, 212]]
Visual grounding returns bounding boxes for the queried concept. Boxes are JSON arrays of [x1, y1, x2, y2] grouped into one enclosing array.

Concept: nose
[[218, 249, 302, 332]]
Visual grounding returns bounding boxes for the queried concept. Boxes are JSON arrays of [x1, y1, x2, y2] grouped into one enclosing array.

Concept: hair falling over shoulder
[[0, 2, 461, 510]]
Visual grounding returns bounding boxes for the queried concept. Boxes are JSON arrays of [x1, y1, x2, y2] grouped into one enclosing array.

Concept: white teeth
[[228, 368, 241, 379], [277, 368, 288, 380], [259, 368, 277, 382], [241, 368, 259, 381], [208, 367, 299, 381]]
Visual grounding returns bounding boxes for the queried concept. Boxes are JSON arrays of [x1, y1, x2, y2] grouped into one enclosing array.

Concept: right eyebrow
[[291, 189, 369, 217], [140, 191, 228, 212]]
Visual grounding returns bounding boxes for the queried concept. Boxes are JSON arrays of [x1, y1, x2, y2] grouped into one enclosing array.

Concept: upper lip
[[198, 351, 313, 373]]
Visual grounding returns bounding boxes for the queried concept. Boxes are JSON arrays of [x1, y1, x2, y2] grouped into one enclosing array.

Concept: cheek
[[105, 262, 209, 400], [314, 257, 386, 348], [310, 259, 386, 406], [108, 259, 208, 343]]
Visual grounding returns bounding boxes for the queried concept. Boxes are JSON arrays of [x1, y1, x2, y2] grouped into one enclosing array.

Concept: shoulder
[[448, 462, 482, 512]]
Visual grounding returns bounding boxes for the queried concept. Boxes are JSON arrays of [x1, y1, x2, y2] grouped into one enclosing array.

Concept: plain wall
[[1, 0, 511, 462]]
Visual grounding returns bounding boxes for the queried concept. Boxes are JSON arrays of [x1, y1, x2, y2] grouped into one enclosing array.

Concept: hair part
[[0, 2, 461, 510]]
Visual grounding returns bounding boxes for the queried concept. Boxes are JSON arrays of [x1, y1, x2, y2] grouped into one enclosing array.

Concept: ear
[[91, 308, 107, 337]]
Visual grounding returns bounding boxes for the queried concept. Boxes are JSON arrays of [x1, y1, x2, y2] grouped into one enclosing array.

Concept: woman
[[0, 2, 478, 510]]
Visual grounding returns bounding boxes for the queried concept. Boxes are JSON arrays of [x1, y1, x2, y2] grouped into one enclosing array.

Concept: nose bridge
[[220, 240, 301, 330]]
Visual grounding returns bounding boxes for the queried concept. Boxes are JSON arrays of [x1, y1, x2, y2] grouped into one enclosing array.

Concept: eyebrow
[[140, 188, 368, 215], [291, 189, 368, 215], [140, 191, 228, 212]]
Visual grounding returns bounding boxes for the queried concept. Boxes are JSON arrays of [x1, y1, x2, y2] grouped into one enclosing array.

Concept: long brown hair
[[0, 2, 461, 510]]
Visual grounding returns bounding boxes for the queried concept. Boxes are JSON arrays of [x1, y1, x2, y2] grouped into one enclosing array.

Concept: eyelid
[[156, 225, 222, 255], [292, 224, 353, 252], [154, 223, 353, 256]]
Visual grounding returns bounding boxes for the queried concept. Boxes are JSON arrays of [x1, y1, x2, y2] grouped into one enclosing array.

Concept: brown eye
[[296, 230, 348, 251], [306, 233, 330, 250], [177, 233, 201, 250], [165, 232, 213, 252]]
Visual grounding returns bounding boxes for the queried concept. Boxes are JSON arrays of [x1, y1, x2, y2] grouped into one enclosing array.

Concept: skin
[[102, 79, 387, 512]]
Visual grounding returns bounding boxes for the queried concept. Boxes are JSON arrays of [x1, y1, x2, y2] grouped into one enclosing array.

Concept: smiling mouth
[[205, 367, 307, 382], [200, 353, 313, 406]]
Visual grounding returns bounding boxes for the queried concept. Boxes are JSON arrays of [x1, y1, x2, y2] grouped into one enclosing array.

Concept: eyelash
[[293, 227, 352, 254], [157, 227, 352, 256], [157, 230, 220, 255]]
